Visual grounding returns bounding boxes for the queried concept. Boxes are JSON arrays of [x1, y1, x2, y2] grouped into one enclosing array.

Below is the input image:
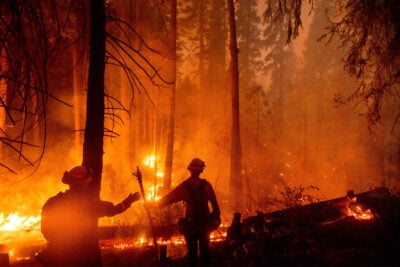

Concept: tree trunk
[[227, 0, 243, 209], [72, 41, 86, 153], [0, 48, 7, 161], [83, 0, 106, 197], [198, 0, 205, 129], [163, 0, 177, 192]]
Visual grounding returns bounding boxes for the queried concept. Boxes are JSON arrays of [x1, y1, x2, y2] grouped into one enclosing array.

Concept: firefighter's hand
[[123, 192, 141, 207]]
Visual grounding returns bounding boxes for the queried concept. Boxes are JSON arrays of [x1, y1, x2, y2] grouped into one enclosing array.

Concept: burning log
[[222, 186, 400, 265]]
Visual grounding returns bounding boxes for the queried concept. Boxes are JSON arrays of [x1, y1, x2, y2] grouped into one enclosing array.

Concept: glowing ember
[[346, 200, 374, 220], [100, 229, 225, 252], [210, 230, 226, 242], [347, 205, 374, 220]]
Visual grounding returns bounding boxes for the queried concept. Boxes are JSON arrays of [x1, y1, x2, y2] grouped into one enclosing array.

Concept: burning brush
[[346, 190, 374, 220]]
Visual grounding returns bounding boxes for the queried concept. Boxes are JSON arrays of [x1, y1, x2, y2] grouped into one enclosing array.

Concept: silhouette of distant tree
[[227, 0, 244, 208], [321, 0, 400, 129], [164, 0, 177, 191], [0, 1, 76, 173], [265, 0, 400, 129]]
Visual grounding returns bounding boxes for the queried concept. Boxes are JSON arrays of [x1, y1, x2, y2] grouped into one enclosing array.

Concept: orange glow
[[210, 230, 226, 242], [143, 155, 156, 168], [145, 184, 162, 201], [142, 154, 164, 178], [0, 182, 164, 232], [347, 203, 374, 220], [142, 154, 164, 200], [100, 229, 225, 251], [0, 212, 41, 231]]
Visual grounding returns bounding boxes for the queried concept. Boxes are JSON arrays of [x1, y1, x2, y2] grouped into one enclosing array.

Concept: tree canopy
[[265, 0, 400, 129]]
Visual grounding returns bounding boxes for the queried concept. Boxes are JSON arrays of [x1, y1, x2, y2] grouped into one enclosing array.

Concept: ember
[[99, 228, 226, 264], [346, 189, 374, 220], [348, 204, 374, 220]]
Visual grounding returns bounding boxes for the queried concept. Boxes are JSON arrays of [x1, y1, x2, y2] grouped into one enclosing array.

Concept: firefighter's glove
[[122, 192, 141, 209]]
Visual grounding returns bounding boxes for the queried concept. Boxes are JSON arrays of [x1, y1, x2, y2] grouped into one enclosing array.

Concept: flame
[[145, 184, 163, 201], [1, 210, 227, 263], [347, 203, 374, 220], [100, 229, 225, 251], [143, 155, 156, 168], [0, 212, 41, 231], [0, 183, 167, 232]]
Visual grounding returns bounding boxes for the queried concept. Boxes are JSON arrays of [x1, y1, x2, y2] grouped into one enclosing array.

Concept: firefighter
[[38, 166, 140, 267], [156, 158, 221, 266]]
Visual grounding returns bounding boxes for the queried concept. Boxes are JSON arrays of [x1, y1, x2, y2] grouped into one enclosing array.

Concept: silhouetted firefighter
[[151, 158, 221, 266], [37, 166, 140, 267]]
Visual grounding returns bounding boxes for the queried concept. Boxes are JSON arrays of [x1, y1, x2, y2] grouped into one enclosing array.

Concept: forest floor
[[8, 187, 400, 266], [101, 218, 400, 266]]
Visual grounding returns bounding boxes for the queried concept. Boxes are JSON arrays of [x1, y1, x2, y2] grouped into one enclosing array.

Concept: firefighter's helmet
[[187, 158, 206, 170], [62, 166, 92, 185]]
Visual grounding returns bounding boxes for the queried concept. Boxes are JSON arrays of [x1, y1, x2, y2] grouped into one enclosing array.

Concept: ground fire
[[1, 186, 399, 266]]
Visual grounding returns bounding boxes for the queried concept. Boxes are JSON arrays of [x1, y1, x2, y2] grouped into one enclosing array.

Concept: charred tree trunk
[[163, 0, 177, 192], [0, 48, 7, 161], [198, 0, 205, 130], [227, 0, 243, 209], [82, 0, 106, 197]]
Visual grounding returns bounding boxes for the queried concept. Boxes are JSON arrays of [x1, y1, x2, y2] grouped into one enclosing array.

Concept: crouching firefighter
[[37, 166, 141, 267]]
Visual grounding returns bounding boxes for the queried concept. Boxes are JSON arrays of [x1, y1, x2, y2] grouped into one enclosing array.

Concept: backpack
[[178, 179, 220, 234]]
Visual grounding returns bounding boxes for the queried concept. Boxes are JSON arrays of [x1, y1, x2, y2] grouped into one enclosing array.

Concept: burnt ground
[[9, 187, 400, 266], [97, 217, 400, 266]]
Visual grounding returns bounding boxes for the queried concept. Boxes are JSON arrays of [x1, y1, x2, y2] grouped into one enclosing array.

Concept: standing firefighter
[[157, 158, 221, 265], [39, 166, 140, 267]]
